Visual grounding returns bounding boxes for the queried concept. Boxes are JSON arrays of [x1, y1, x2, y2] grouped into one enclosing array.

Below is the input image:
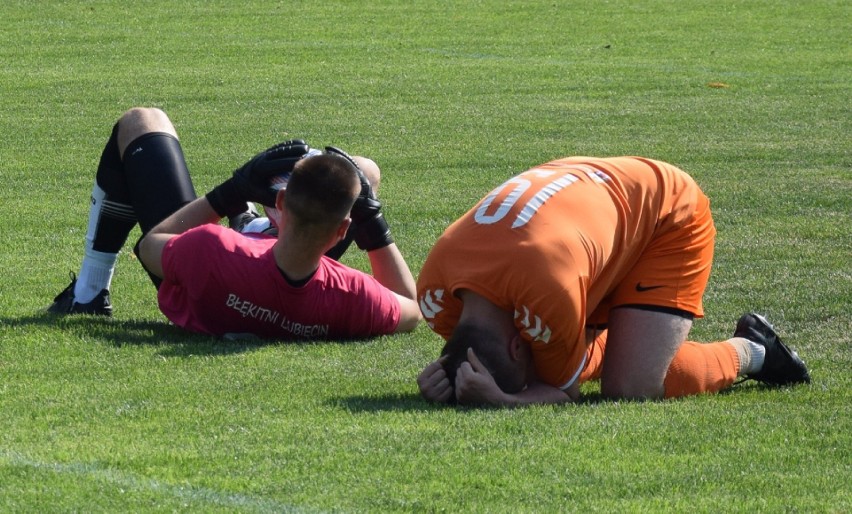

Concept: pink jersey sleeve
[[316, 259, 402, 337], [160, 226, 214, 287]]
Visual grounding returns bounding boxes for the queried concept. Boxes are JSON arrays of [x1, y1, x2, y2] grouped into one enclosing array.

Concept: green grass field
[[1, 1, 849, 511]]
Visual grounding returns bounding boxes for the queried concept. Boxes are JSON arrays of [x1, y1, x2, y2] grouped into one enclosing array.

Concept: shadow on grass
[[0, 313, 279, 357], [330, 393, 436, 412], [331, 391, 619, 413], [330, 387, 782, 413]]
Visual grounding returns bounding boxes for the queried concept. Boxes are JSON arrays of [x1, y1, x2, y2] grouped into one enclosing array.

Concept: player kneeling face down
[[415, 156, 810, 407]]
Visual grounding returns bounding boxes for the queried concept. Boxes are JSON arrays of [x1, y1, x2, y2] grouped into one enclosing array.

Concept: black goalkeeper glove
[[206, 139, 311, 218], [325, 146, 394, 251]]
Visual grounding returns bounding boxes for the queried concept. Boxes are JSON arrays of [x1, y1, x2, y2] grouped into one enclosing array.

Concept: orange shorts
[[588, 190, 716, 323]]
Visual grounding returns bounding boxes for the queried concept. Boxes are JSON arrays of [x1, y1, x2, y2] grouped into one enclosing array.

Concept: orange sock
[[663, 341, 740, 398]]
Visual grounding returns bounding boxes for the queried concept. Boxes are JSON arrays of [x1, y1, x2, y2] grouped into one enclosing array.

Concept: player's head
[[262, 148, 323, 226], [282, 153, 360, 233], [440, 320, 529, 396]]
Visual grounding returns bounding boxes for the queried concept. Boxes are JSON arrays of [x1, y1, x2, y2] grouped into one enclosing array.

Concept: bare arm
[[366, 243, 422, 332], [500, 381, 577, 406], [137, 197, 221, 279]]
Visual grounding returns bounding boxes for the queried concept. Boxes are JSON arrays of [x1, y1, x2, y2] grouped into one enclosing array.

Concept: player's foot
[[229, 202, 260, 232], [734, 313, 809, 385], [46, 272, 113, 317]]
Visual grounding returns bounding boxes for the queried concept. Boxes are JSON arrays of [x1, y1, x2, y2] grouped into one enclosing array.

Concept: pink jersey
[[158, 224, 401, 339]]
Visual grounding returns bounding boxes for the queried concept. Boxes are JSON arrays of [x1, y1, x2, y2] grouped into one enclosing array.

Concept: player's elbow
[[135, 233, 169, 280], [394, 298, 423, 333]]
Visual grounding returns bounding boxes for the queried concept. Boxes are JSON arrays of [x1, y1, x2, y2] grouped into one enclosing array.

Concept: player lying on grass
[[47, 107, 421, 340], [416, 156, 810, 405]]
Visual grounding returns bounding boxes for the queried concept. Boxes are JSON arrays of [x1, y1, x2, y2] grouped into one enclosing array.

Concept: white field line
[[1, 449, 318, 513]]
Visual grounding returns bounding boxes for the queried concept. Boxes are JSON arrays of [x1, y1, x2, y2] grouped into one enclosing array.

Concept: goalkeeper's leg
[[72, 121, 137, 305], [49, 108, 196, 313]]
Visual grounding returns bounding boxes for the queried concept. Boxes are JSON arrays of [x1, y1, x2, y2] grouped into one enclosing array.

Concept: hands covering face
[[416, 349, 508, 406]]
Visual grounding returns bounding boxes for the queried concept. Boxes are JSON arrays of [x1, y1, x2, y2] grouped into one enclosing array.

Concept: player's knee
[[119, 107, 170, 128], [353, 156, 381, 193], [117, 107, 178, 156]]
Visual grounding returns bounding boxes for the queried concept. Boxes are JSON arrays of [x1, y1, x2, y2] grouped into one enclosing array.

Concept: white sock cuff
[[83, 248, 119, 266], [746, 339, 767, 374]]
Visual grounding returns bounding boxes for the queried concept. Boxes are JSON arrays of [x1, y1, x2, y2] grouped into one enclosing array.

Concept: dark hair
[[284, 154, 359, 229], [440, 321, 526, 395]]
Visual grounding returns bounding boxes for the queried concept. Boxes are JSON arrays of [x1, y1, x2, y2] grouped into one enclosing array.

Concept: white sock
[[74, 250, 117, 303], [746, 339, 767, 374], [730, 337, 766, 375], [74, 184, 117, 304]]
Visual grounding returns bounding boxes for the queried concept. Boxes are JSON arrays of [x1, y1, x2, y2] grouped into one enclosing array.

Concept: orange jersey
[[417, 156, 715, 389]]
